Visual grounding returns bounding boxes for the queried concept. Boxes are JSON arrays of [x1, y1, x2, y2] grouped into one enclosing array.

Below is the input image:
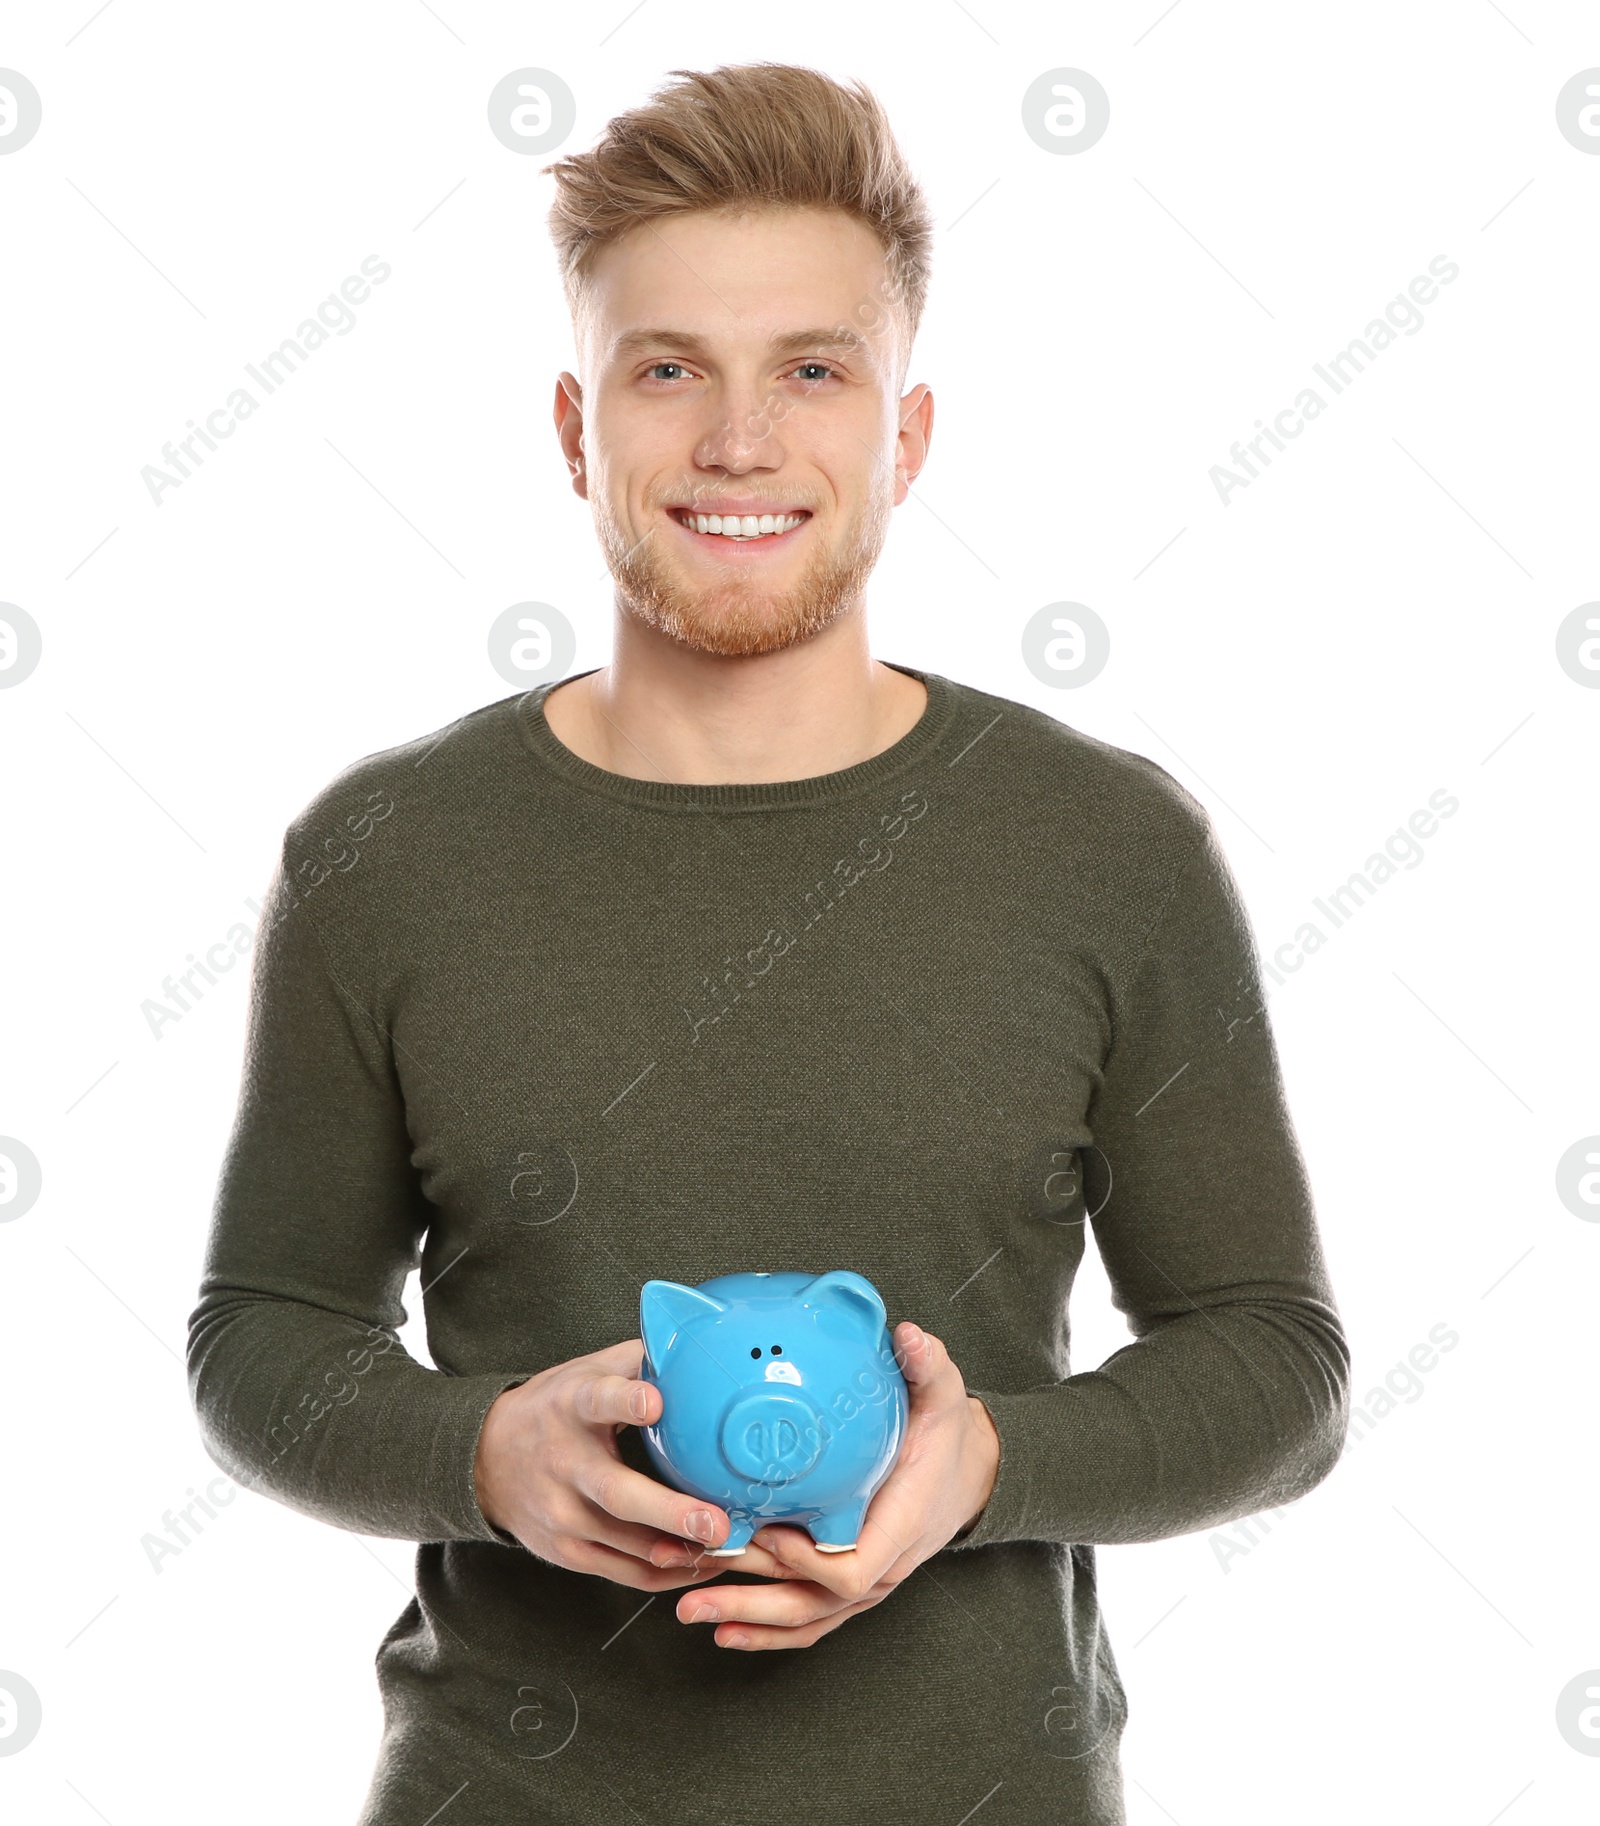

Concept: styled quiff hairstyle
[[542, 63, 934, 384]]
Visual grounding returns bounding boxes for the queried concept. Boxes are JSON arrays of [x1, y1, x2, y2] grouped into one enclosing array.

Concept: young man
[[189, 63, 1349, 1825]]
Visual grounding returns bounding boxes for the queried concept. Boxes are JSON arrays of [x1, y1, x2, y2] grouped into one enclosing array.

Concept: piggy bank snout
[[719, 1390, 824, 1483]]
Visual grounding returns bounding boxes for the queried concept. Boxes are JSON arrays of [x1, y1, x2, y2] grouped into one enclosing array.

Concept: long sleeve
[[949, 815, 1350, 1553], [186, 842, 531, 1544]]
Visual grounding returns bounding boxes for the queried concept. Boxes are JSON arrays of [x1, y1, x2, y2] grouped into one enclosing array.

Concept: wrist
[[473, 1388, 515, 1533], [957, 1395, 1001, 1535]]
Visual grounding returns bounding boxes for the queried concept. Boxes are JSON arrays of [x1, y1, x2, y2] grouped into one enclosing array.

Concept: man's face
[[555, 206, 931, 659]]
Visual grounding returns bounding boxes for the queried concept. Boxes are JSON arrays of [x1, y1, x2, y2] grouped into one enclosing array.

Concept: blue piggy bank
[[638, 1270, 908, 1556]]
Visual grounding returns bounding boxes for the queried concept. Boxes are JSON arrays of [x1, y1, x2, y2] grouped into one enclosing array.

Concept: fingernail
[[629, 1387, 648, 1420], [691, 1604, 719, 1623], [720, 1631, 749, 1648], [684, 1509, 715, 1542]]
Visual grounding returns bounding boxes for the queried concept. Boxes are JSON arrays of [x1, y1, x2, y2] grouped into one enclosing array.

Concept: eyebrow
[[608, 326, 871, 365]]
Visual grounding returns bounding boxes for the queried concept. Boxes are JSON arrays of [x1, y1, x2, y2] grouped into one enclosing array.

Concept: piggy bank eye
[[770, 1345, 782, 1355], [750, 1347, 761, 1359]]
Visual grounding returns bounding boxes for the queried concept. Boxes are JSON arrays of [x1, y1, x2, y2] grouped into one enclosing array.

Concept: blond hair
[[542, 63, 933, 381]]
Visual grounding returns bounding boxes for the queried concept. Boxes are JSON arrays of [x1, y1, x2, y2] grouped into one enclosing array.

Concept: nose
[[693, 390, 787, 473], [719, 1390, 823, 1483]]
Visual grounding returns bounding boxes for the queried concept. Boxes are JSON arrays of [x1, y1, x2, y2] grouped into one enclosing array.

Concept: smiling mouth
[[669, 508, 812, 544]]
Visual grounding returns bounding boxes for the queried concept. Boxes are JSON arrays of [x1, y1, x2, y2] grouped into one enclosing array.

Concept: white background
[[2, 2, 1597, 1822]]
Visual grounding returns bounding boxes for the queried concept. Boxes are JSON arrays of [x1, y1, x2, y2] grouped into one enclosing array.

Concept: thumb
[[894, 1321, 937, 1382]]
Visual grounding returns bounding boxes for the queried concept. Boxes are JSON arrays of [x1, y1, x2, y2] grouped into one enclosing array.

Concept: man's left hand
[[658, 1321, 1001, 1651]]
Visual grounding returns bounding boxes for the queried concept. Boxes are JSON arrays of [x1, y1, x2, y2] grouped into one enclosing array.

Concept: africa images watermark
[[140, 255, 391, 506], [1209, 254, 1460, 506], [678, 786, 929, 1043], [141, 1476, 241, 1574], [141, 788, 394, 1039], [1215, 786, 1460, 1042], [141, 898, 264, 1039], [1211, 1320, 1460, 1573]]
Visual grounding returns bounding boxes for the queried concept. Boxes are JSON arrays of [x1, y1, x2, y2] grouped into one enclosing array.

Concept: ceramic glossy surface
[[638, 1270, 908, 1555]]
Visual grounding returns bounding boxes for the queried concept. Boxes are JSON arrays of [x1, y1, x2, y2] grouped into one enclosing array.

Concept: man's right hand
[[473, 1336, 749, 1590]]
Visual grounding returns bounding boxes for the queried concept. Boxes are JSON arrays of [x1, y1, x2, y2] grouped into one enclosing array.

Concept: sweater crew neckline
[[515, 662, 956, 812]]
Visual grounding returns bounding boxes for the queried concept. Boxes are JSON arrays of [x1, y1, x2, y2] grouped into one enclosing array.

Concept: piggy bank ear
[[799, 1270, 887, 1335], [639, 1280, 727, 1374]]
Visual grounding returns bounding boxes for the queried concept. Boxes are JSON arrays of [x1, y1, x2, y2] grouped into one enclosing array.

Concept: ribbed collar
[[515, 662, 957, 813]]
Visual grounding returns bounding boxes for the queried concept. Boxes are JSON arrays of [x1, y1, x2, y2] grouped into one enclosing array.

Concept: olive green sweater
[[187, 664, 1348, 1825]]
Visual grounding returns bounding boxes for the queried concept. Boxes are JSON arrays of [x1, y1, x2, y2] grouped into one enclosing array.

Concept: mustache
[[654, 495, 814, 513]]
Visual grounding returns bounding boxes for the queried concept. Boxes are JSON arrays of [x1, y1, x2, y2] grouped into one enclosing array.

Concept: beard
[[593, 484, 892, 659]]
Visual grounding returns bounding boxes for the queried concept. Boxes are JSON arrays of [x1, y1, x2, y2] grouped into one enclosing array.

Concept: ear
[[639, 1280, 727, 1375], [798, 1270, 887, 1335]]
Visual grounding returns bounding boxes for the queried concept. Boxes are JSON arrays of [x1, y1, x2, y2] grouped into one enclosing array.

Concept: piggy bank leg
[[809, 1501, 869, 1552], [703, 1514, 758, 1556]]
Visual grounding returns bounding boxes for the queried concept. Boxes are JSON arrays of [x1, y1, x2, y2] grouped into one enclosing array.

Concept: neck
[[541, 615, 928, 786]]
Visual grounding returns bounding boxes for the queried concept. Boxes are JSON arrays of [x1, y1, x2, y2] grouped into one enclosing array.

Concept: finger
[[893, 1321, 959, 1393], [678, 1580, 892, 1649], [575, 1367, 660, 1430], [573, 1496, 727, 1572], [498, 1471, 718, 1575], [675, 1575, 858, 1632], [578, 1336, 652, 1383], [563, 1535, 736, 1593], [717, 1593, 887, 1651], [648, 1537, 790, 1578], [752, 1515, 917, 1604], [571, 1445, 731, 1553]]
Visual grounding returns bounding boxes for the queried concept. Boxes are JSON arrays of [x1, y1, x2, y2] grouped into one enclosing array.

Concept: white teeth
[[676, 510, 806, 539]]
